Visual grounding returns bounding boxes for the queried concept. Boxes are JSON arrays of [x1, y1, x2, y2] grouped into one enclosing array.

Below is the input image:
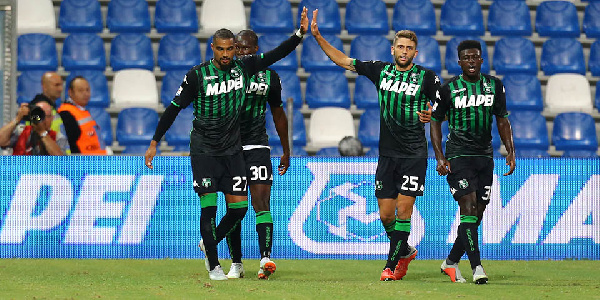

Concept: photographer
[[0, 100, 69, 155]]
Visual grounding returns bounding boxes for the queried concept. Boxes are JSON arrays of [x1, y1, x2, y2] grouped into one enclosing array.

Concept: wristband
[[39, 131, 48, 138], [295, 28, 304, 38]]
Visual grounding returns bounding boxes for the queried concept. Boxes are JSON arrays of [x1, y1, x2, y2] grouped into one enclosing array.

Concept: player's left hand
[[299, 6, 309, 35], [144, 142, 157, 169], [503, 152, 516, 176], [417, 102, 432, 123], [278, 153, 290, 175]]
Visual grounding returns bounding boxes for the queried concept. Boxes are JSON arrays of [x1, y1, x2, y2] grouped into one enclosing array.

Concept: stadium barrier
[[0, 156, 598, 260]]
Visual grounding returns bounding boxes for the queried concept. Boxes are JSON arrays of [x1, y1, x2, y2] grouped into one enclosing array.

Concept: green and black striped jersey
[[353, 60, 442, 158], [240, 68, 282, 146], [431, 74, 508, 159]]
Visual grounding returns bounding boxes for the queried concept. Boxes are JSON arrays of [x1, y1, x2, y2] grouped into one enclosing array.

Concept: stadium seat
[[166, 107, 194, 152], [116, 108, 159, 146], [112, 69, 159, 108], [535, 1, 580, 38], [392, 0, 436, 35], [17, 71, 45, 105], [413, 36, 442, 74], [266, 109, 306, 146], [490, 118, 502, 152], [88, 108, 113, 146], [270, 144, 307, 156], [315, 147, 340, 156], [541, 38, 586, 76], [258, 34, 298, 71], [589, 40, 600, 76], [350, 35, 392, 63], [508, 111, 549, 157], [61, 34, 106, 71], [354, 76, 379, 109], [425, 121, 449, 157], [161, 70, 188, 108], [250, 0, 294, 34], [365, 147, 379, 156], [545, 74, 593, 113], [59, 0, 103, 33], [440, 0, 485, 36], [205, 36, 213, 62], [305, 71, 350, 109], [158, 34, 202, 71], [299, 0, 342, 34], [278, 71, 303, 108], [66, 70, 110, 108], [309, 107, 355, 148], [493, 37, 537, 75], [445, 37, 489, 75], [345, 0, 388, 35], [596, 81, 600, 111], [357, 109, 380, 147], [17, 34, 58, 71], [121, 145, 158, 155], [107, 0, 151, 33], [552, 112, 598, 156], [110, 34, 154, 71], [155, 0, 198, 33], [17, 0, 56, 35], [301, 35, 345, 72], [487, 1, 532, 36], [201, 0, 246, 33], [502, 74, 543, 112], [584, 2, 600, 38]]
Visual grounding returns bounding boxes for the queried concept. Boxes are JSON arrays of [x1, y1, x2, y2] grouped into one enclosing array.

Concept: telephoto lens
[[28, 106, 46, 124]]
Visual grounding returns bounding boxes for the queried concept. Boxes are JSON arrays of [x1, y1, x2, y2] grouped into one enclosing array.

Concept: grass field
[[1, 259, 599, 299]]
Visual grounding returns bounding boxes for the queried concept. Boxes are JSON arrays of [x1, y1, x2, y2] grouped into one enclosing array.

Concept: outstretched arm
[[496, 117, 516, 176], [311, 9, 355, 72], [271, 106, 290, 175], [430, 119, 450, 176]]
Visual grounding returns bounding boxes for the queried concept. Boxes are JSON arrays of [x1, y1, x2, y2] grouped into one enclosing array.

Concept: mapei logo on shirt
[[206, 76, 244, 96], [246, 82, 269, 96], [379, 78, 420, 96], [454, 94, 495, 108]]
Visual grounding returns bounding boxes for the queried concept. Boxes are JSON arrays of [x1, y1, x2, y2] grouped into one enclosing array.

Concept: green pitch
[[1, 259, 598, 299]]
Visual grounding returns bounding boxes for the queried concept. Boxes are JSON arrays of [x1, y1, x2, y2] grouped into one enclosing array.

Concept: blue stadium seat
[[445, 37, 489, 75], [155, 0, 198, 33], [116, 108, 159, 145], [589, 40, 600, 76], [584, 3, 600, 38], [354, 75, 379, 109], [365, 147, 379, 156], [502, 74, 543, 112], [440, 0, 485, 36], [301, 35, 345, 72], [166, 107, 194, 152], [536, 1, 580, 38], [487, 1, 532, 36], [62, 34, 106, 71], [59, 0, 103, 33], [541, 38, 585, 76], [250, 0, 294, 34], [305, 71, 350, 108], [508, 111, 549, 157], [66, 70, 110, 108], [158, 34, 202, 71], [17, 34, 58, 71], [17, 71, 45, 105], [161, 70, 188, 108], [491, 118, 502, 152], [110, 34, 154, 71], [562, 150, 598, 158], [205, 36, 213, 62], [350, 35, 392, 63], [121, 145, 160, 155], [278, 71, 303, 108], [88, 108, 113, 146], [258, 34, 298, 71], [299, 0, 341, 34], [392, 0, 436, 35], [425, 121, 449, 157], [107, 0, 151, 33], [596, 81, 600, 111], [266, 109, 306, 146], [552, 112, 598, 156], [345, 0, 388, 35], [270, 145, 307, 156], [358, 109, 380, 147], [493, 37, 537, 75], [315, 147, 340, 156], [413, 36, 442, 74]]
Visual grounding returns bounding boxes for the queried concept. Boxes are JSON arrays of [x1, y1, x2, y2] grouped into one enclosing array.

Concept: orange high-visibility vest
[[58, 103, 106, 155]]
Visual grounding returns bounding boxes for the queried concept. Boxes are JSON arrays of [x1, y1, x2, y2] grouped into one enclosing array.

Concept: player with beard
[[430, 40, 516, 284], [145, 7, 308, 281], [310, 10, 440, 281]]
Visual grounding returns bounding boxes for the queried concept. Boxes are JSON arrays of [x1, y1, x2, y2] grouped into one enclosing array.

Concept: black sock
[[226, 221, 242, 263], [256, 210, 273, 258], [447, 230, 465, 264], [385, 230, 402, 270], [458, 215, 481, 270], [200, 205, 219, 270], [383, 219, 395, 240], [215, 202, 248, 243], [396, 218, 411, 256]]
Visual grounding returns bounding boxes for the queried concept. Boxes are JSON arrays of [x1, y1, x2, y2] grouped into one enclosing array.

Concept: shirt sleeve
[[171, 68, 199, 109], [58, 110, 81, 153], [53, 129, 71, 154], [492, 78, 509, 118], [431, 83, 452, 122], [240, 34, 303, 77], [422, 70, 442, 104], [353, 60, 386, 85], [267, 70, 283, 108]]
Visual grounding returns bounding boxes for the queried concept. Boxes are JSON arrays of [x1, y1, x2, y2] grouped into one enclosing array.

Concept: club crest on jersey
[[409, 73, 419, 84], [375, 180, 383, 191], [201, 178, 212, 188], [483, 80, 493, 93], [459, 179, 469, 189], [230, 69, 241, 78], [256, 72, 266, 83]]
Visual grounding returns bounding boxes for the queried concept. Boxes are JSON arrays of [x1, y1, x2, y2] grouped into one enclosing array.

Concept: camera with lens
[[22, 104, 46, 124]]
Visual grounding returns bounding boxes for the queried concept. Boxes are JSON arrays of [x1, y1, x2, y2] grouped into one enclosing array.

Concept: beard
[[395, 55, 414, 69]]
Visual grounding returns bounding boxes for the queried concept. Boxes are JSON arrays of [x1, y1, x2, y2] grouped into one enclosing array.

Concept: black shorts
[[190, 152, 247, 196], [447, 156, 494, 204], [243, 147, 273, 185], [375, 156, 427, 198]]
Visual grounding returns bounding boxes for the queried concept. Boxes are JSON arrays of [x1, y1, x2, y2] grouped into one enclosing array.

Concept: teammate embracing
[[310, 10, 439, 281], [430, 40, 516, 284]]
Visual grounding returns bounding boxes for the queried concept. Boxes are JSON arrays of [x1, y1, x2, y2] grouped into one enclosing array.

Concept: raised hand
[[417, 102, 433, 123], [310, 9, 320, 37], [299, 6, 309, 35]]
